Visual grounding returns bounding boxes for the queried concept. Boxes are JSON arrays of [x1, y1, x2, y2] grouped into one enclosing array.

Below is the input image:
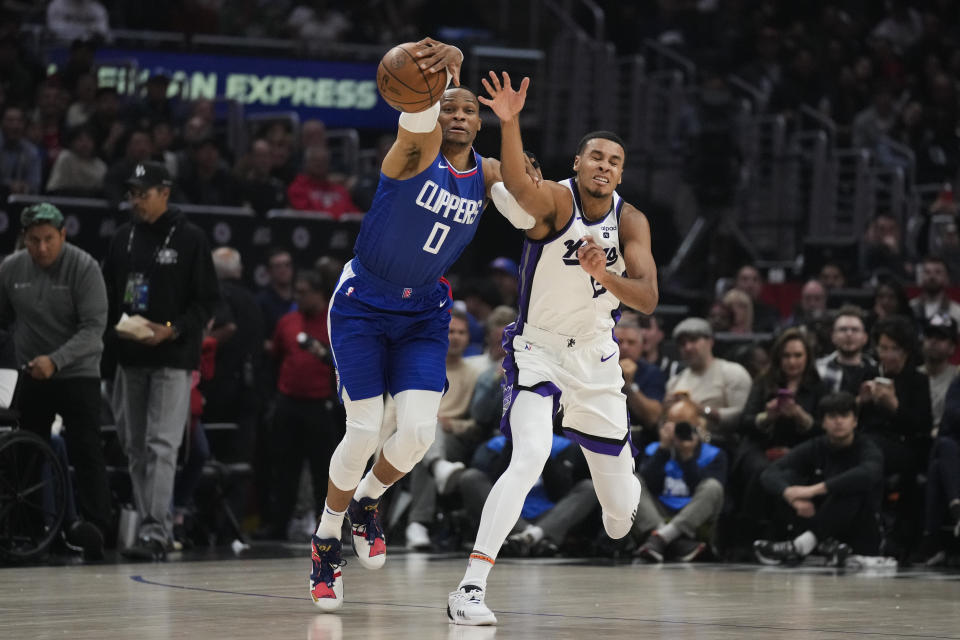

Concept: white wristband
[[491, 182, 536, 230], [398, 100, 441, 133]]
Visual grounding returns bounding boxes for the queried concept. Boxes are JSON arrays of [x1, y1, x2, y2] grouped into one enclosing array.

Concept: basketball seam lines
[[379, 45, 444, 107]]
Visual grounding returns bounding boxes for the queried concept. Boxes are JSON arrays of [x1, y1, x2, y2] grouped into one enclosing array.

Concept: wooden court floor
[[3, 549, 960, 639]]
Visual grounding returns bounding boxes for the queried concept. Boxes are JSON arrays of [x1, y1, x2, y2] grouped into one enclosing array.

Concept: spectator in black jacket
[[257, 247, 295, 341], [922, 374, 960, 565], [178, 137, 243, 207], [633, 397, 727, 563], [204, 246, 265, 463], [754, 392, 884, 566], [858, 315, 932, 555], [102, 161, 220, 560], [237, 138, 287, 214]]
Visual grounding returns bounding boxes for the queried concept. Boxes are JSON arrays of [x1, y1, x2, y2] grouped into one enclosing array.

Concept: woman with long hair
[[729, 328, 828, 553]]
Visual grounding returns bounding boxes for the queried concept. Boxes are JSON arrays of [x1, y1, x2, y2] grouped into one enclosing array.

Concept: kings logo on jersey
[[560, 239, 620, 267]]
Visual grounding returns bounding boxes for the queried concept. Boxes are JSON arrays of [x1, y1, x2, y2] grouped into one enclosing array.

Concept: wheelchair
[[0, 368, 68, 564]]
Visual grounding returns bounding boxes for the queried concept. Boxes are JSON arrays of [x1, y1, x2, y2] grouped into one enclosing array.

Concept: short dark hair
[[819, 391, 857, 417], [576, 130, 626, 156], [637, 314, 660, 330], [443, 85, 478, 107], [821, 260, 843, 272], [295, 268, 337, 298], [873, 314, 917, 355], [295, 269, 322, 289], [266, 246, 292, 263], [65, 125, 95, 146], [921, 255, 949, 270], [832, 304, 865, 329]]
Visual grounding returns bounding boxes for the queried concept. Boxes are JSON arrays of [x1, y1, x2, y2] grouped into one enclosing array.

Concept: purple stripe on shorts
[[499, 346, 562, 440], [515, 240, 542, 331], [562, 427, 640, 457]]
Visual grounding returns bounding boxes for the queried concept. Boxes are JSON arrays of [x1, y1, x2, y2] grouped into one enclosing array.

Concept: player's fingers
[[478, 95, 493, 107], [488, 70, 502, 91], [480, 77, 495, 97], [577, 246, 600, 261], [418, 51, 442, 69], [580, 248, 604, 264], [414, 37, 439, 50], [414, 41, 436, 58], [450, 65, 461, 86], [522, 154, 542, 186], [502, 71, 512, 90], [433, 50, 460, 74], [518, 76, 531, 97], [580, 235, 600, 246]]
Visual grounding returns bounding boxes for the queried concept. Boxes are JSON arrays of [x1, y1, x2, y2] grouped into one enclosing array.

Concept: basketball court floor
[[3, 548, 960, 639]]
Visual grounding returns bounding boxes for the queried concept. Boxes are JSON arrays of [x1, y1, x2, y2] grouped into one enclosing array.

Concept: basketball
[[377, 42, 447, 113]]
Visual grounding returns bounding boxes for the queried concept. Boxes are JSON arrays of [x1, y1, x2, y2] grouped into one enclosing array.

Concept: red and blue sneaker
[[347, 497, 386, 569], [309, 536, 344, 611]]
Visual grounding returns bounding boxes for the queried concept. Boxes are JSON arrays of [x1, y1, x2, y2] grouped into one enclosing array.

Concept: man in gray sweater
[[0, 203, 111, 558]]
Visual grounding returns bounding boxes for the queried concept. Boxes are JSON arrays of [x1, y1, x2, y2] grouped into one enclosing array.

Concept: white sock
[[524, 525, 544, 544], [315, 502, 345, 540], [355, 469, 391, 502], [460, 550, 495, 590], [657, 522, 680, 544], [793, 530, 817, 556]]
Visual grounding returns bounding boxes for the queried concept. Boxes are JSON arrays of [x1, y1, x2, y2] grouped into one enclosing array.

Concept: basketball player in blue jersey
[[309, 40, 541, 611], [446, 71, 659, 625]]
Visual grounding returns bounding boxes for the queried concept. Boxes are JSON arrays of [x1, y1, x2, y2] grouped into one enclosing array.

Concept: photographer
[[261, 268, 342, 539], [633, 397, 727, 563]]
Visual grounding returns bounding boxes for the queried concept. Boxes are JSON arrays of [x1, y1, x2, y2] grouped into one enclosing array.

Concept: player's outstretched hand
[[577, 235, 608, 280], [414, 37, 463, 86], [479, 71, 530, 122]]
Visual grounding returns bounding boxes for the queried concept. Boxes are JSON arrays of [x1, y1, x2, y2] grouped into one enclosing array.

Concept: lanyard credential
[[127, 222, 178, 273]]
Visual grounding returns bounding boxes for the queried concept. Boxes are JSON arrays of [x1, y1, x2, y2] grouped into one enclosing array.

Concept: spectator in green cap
[[0, 201, 112, 560]]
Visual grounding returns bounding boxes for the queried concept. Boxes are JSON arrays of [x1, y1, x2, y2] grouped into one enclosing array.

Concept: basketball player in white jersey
[[446, 71, 658, 625]]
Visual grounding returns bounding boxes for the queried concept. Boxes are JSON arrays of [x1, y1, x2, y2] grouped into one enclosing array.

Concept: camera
[[674, 421, 695, 441]]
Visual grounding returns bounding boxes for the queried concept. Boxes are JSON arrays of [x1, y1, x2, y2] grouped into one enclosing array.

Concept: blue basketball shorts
[[328, 259, 452, 401]]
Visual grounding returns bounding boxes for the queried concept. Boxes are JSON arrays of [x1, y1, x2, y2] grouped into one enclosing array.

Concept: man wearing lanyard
[[102, 161, 220, 560]]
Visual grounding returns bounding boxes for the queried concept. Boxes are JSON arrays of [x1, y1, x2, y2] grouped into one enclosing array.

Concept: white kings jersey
[[513, 177, 627, 338]]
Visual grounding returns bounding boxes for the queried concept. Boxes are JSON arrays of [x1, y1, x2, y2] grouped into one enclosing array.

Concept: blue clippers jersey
[[354, 150, 486, 286]]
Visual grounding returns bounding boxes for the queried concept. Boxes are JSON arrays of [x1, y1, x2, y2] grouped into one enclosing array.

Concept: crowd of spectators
[[604, 0, 960, 186], [0, 34, 366, 219]]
